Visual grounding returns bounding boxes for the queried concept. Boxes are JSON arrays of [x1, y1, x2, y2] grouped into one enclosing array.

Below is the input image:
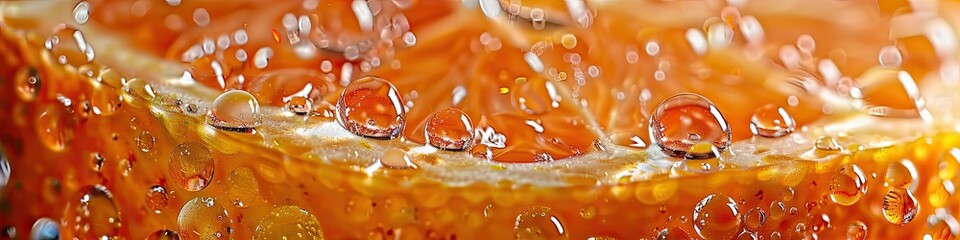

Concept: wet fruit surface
[[0, 0, 959, 239]]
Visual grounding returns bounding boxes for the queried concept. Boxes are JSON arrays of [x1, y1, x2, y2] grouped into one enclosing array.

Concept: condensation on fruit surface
[[1, 0, 960, 239]]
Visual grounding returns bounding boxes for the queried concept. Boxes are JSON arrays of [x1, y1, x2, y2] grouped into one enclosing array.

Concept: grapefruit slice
[[0, 0, 960, 239]]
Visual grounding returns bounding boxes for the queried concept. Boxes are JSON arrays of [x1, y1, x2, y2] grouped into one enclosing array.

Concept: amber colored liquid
[[1, 0, 960, 239]]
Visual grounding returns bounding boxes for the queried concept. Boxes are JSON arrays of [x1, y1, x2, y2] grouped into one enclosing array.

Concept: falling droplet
[[425, 108, 475, 151], [145, 185, 169, 214], [63, 185, 121, 238], [749, 104, 796, 138], [253, 206, 324, 240], [226, 167, 261, 208], [829, 164, 868, 206], [882, 187, 919, 225], [693, 194, 741, 239], [178, 197, 231, 240], [514, 206, 568, 239], [649, 93, 731, 158], [336, 76, 406, 139], [168, 141, 214, 192], [207, 90, 261, 132], [30, 218, 59, 240]]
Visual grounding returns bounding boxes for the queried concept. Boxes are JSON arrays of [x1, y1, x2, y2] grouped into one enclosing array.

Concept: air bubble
[[253, 206, 324, 239], [193, 8, 210, 26], [63, 185, 121, 238], [207, 90, 261, 131], [403, 32, 417, 46], [649, 93, 731, 158], [145, 185, 168, 214], [14, 67, 40, 102], [168, 141, 214, 192], [514, 206, 568, 239], [336, 76, 406, 139], [693, 194, 741, 239], [178, 197, 231, 239], [561, 34, 577, 49], [882, 188, 919, 225], [749, 104, 795, 138], [425, 108, 475, 151]]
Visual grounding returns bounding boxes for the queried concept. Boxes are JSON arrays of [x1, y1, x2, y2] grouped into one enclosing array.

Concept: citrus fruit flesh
[[1, 0, 960, 239]]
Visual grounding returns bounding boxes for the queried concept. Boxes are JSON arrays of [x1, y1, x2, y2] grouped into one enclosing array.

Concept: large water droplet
[[253, 206, 324, 240], [146, 185, 169, 214], [207, 90, 261, 132], [425, 108, 475, 151], [168, 142, 214, 192], [36, 101, 77, 152], [693, 194, 741, 239], [649, 93, 731, 158], [514, 206, 568, 239], [62, 185, 121, 238], [30, 218, 59, 240], [749, 104, 795, 138], [178, 197, 231, 240], [336, 76, 406, 139], [882, 187, 919, 225], [829, 164, 868, 206]]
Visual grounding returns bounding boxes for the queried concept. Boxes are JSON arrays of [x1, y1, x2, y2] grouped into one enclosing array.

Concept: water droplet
[[847, 221, 867, 240], [226, 167, 260, 208], [14, 67, 40, 102], [168, 141, 214, 192], [336, 76, 406, 139], [0, 150, 8, 189], [928, 178, 954, 208], [425, 108, 475, 151], [253, 206, 324, 239], [940, 148, 960, 180], [254, 47, 274, 69], [380, 148, 416, 169], [145, 185, 169, 214], [693, 194, 741, 239], [769, 201, 786, 220], [829, 164, 868, 206], [814, 136, 841, 151], [36, 102, 77, 152], [63, 185, 121, 238], [284, 96, 312, 115], [207, 90, 261, 132], [684, 142, 723, 174], [743, 207, 766, 232], [193, 8, 210, 26], [512, 78, 561, 115], [147, 229, 180, 240], [402, 32, 417, 46], [136, 130, 156, 152], [882, 187, 920, 225], [178, 197, 230, 240], [30, 218, 59, 240], [561, 34, 577, 49], [655, 227, 690, 240], [749, 104, 795, 138], [514, 206, 568, 239], [649, 93, 731, 158], [73, 1, 90, 24], [879, 45, 903, 67], [885, 159, 918, 190]]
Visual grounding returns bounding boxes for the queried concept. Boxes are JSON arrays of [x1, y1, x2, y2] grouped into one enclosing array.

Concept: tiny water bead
[[36, 102, 77, 152], [178, 197, 231, 240], [253, 206, 324, 240], [693, 194, 741, 239], [285, 96, 312, 115], [30, 218, 59, 240], [749, 104, 795, 138], [168, 141, 215, 192], [882, 187, 919, 225], [207, 90, 261, 132], [515, 206, 568, 240], [336, 76, 406, 139], [683, 142, 723, 174], [146, 185, 169, 214], [649, 93, 731, 158], [147, 229, 181, 240], [62, 185, 121, 238], [425, 108, 474, 151], [14, 66, 40, 102], [829, 164, 868, 206], [137, 130, 156, 152]]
